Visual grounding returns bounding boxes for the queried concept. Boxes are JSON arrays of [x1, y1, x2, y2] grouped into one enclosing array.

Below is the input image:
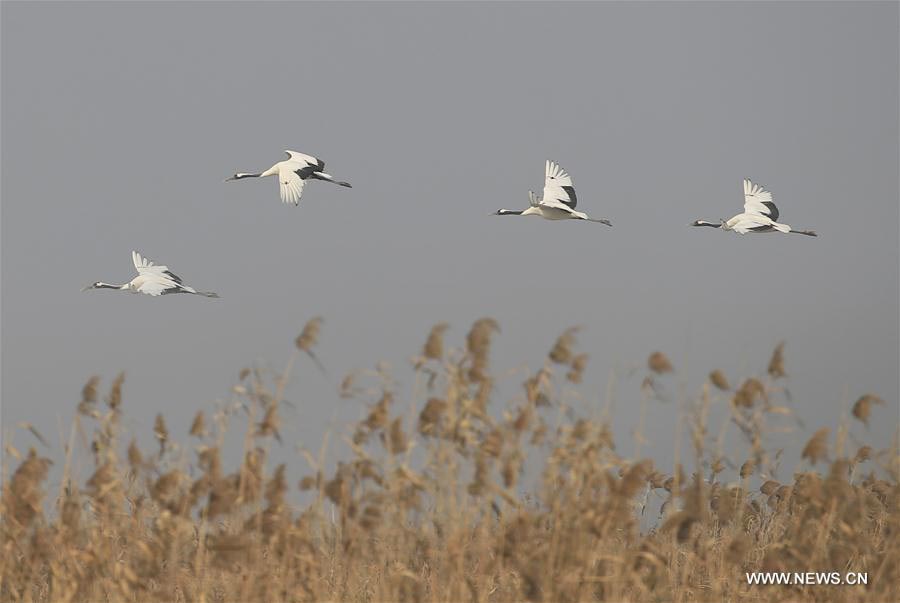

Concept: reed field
[[1, 319, 897, 603]]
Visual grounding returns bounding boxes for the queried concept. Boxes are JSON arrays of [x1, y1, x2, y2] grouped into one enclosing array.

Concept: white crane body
[[692, 179, 816, 237], [495, 160, 612, 225], [83, 251, 219, 297], [226, 149, 351, 206]]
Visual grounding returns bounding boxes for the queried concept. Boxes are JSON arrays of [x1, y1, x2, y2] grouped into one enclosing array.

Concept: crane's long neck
[[693, 220, 722, 228], [259, 164, 280, 178], [234, 172, 263, 179], [97, 282, 128, 290], [496, 209, 524, 216]]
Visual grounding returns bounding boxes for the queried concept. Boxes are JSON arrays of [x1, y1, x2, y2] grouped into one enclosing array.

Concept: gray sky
[[2, 2, 897, 484]]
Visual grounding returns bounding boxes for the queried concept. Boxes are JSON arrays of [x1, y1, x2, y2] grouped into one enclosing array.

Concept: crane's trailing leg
[[311, 171, 352, 188]]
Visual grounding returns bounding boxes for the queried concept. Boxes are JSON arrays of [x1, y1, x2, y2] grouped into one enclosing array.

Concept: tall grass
[[1, 319, 897, 602]]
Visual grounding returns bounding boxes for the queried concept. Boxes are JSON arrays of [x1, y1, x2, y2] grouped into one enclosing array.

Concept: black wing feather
[[163, 270, 184, 285], [294, 159, 326, 180], [561, 185, 577, 209]]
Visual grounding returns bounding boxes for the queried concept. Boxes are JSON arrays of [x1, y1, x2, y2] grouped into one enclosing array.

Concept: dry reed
[[1, 320, 897, 603]]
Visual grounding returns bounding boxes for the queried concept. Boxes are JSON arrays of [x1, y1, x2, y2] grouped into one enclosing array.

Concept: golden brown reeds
[[567, 352, 589, 384], [466, 317, 499, 383], [647, 351, 673, 374], [106, 371, 125, 410], [709, 369, 730, 391], [852, 394, 884, 427], [548, 326, 579, 365], [153, 413, 168, 457], [802, 427, 830, 465], [296, 316, 327, 373], [189, 410, 206, 438], [1, 325, 895, 603], [768, 341, 787, 378], [422, 322, 449, 361], [733, 377, 767, 408]]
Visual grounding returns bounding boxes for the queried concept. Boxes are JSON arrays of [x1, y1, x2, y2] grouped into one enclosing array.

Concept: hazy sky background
[[2, 2, 897, 489]]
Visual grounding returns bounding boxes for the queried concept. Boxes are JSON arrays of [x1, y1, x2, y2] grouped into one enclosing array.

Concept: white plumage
[[82, 251, 219, 297], [495, 160, 612, 225], [692, 179, 817, 236], [226, 150, 352, 206]]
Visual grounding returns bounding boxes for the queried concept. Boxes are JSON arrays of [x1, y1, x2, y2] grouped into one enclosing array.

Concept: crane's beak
[[80, 284, 93, 292], [224, 175, 237, 182]]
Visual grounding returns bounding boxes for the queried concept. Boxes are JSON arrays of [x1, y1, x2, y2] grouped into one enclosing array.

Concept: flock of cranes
[[83, 150, 817, 298]]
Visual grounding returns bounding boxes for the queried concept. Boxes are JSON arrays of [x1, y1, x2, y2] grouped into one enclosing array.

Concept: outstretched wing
[[540, 160, 578, 210], [132, 251, 183, 284], [278, 170, 307, 205], [285, 150, 324, 168], [285, 150, 325, 178], [135, 276, 185, 296], [282, 150, 326, 202], [743, 179, 779, 221]]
